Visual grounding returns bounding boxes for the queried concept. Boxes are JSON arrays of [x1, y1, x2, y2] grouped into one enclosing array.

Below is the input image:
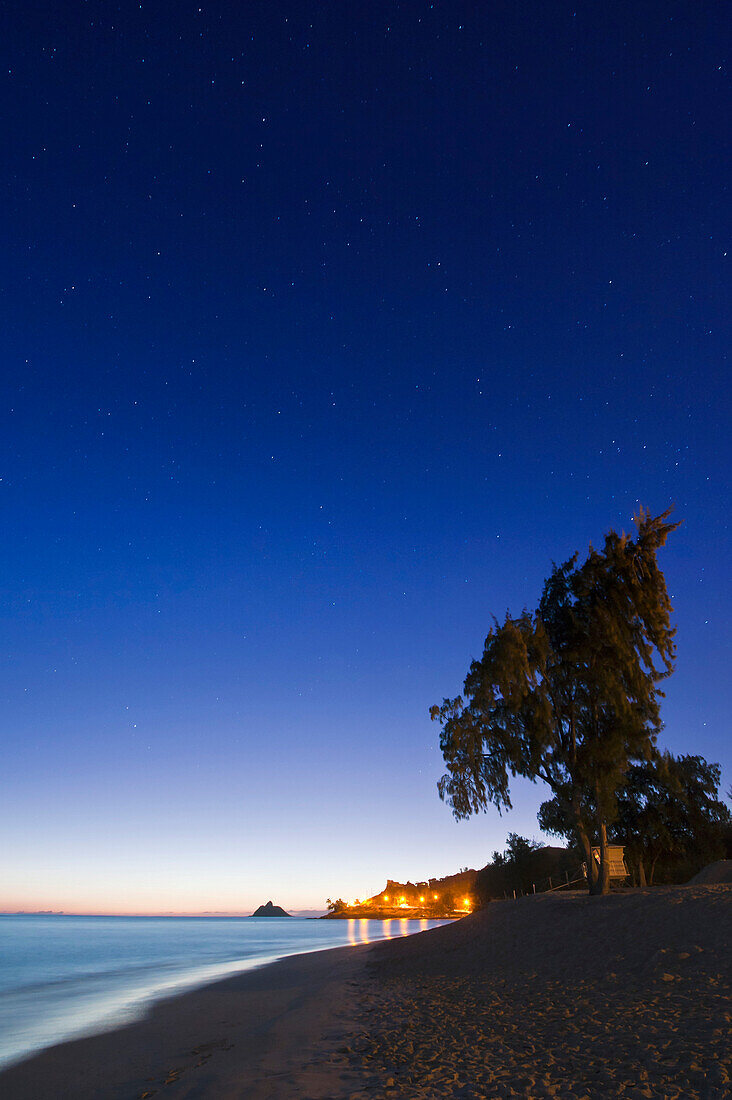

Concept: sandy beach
[[1, 883, 729, 1099]]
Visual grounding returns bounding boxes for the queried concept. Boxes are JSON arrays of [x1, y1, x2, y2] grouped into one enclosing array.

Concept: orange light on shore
[[383, 895, 389, 901], [433, 894, 439, 900], [419, 896, 424, 903]]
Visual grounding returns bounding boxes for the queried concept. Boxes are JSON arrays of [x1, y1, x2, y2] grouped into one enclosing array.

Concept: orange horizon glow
[[1, 877, 469, 918], [0, 891, 329, 918], [0, 905, 318, 918]]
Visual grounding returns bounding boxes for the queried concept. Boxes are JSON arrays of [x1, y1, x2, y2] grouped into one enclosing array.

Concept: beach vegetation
[[491, 832, 544, 867], [615, 753, 731, 884], [475, 836, 578, 904], [431, 508, 679, 895], [539, 752, 731, 885]]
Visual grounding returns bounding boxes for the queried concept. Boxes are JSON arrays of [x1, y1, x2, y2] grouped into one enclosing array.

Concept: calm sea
[[0, 914, 447, 1069]]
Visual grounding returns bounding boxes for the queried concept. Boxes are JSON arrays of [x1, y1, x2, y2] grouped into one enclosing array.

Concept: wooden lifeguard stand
[[590, 845, 628, 881]]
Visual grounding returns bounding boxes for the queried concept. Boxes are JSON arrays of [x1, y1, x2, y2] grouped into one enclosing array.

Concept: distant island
[[1, 910, 65, 916], [251, 901, 291, 917]]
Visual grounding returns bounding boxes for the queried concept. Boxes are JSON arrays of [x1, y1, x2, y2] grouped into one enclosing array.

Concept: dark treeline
[[475, 754, 731, 906], [474, 834, 578, 906], [539, 752, 731, 887]]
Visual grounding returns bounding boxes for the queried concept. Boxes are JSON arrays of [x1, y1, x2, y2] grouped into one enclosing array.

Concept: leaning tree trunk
[[649, 853, 660, 886], [638, 858, 647, 888], [596, 821, 611, 895], [572, 807, 598, 894]]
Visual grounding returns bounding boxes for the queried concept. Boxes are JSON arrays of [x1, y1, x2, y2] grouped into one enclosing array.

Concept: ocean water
[[0, 914, 448, 1070]]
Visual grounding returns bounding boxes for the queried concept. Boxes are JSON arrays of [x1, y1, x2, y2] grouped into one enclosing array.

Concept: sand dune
[[689, 860, 732, 884], [338, 884, 731, 1098]]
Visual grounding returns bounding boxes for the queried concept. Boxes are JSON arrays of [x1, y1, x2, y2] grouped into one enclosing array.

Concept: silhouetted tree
[[540, 752, 731, 885], [431, 508, 678, 895], [617, 753, 731, 883], [505, 832, 543, 862], [537, 792, 589, 851], [488, 834, 542, 870], [474, 833, 576, 905]]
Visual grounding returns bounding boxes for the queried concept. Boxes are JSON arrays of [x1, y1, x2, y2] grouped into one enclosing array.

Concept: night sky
[[2, 1, 729, 914]]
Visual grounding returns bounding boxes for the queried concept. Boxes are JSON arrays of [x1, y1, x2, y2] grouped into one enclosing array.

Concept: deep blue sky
[[2, 1, 729, 913]]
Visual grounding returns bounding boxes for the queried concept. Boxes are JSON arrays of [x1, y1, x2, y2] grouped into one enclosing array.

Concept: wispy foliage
[[431, 508, 679, 894]]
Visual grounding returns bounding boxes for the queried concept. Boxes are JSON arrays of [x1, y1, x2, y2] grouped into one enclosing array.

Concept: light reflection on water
[[348, 917, 420, 946], [0, 915, 450, 1071]]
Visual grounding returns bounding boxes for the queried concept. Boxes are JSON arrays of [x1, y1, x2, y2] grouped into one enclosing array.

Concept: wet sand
[[0, 942, 373, 1099], [1, 884, 729, 1099]]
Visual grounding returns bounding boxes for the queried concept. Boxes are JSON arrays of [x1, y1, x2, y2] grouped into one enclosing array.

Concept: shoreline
[[323, 908, 464, 920], [0, 915, 449, 1077], [1, 883, 729, 1098], [0, 939, 376, 1099]]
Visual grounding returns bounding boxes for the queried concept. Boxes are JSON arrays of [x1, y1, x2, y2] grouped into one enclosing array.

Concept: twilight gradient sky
[[1, 1, 729, 914]]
